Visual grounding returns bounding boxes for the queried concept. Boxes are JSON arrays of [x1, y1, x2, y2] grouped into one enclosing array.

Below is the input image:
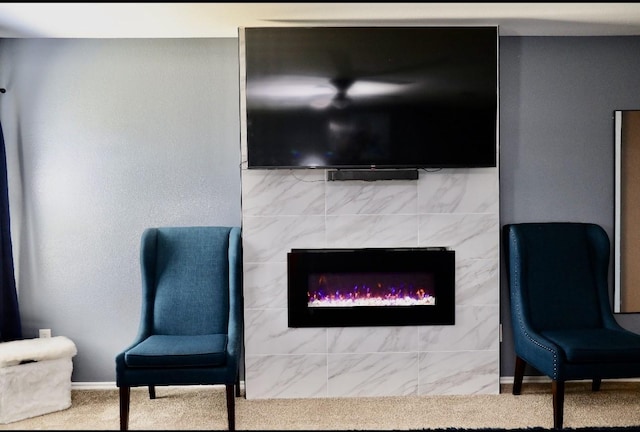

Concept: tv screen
[[242, 26, 497, 169]]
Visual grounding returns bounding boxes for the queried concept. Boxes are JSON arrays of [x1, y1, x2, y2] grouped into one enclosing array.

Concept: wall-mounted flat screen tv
[[242, 26, 498, 170]]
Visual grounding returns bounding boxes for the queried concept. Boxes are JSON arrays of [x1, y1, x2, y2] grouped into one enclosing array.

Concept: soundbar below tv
[[242, 26, 498, 170]]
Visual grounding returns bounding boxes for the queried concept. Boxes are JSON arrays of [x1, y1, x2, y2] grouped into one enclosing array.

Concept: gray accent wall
[[0, 35, 640, 384], [0, 38, 242, 382], [499, 36, 640, 376]]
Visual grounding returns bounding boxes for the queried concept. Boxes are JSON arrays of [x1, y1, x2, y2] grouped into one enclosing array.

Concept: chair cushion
[[542, 328, 640, 363], [124, 334, 227, 368]]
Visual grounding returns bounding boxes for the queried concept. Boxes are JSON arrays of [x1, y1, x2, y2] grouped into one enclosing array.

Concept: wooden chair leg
[[592, 378, 601, 391], [513, 356, 526, 395], [226, 384, 235, 431], [552, 380, 565, 430], [149, 385, 156, 399], [119, 386, 130, 431], [235, 373, 241, 397]]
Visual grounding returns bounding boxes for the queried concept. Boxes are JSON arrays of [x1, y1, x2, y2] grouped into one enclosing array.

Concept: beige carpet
[[3, 382, 640, 430]]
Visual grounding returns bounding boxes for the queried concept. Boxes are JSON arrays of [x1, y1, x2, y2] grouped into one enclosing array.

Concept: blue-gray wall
[[499, 36, 640, 376], [0, 38, 242, 382], [0, 35, 639, 383]]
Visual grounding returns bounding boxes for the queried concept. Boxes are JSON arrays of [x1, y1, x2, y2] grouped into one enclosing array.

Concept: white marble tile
[[418, 305, 500, 351], [241, 164, 500, 398], [239, 146, 248, 170], [245, 354, 328, 399], [418, 168, 499, 214], [418, 350, 499, 395], [244, 308, 327, 355], [327, 352, 419, 397], [455, 259, 499, 306], [242, 215, 326, 262], [326, 180, 417, 215], [243, 261, 287, 309], [326, 215, 418, 248], [419, 214, 499, 260], [327, 326, 419, 354], [242, 169, 326, 216]]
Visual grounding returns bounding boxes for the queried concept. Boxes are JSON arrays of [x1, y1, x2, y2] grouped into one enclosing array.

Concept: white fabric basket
[[0, 336, 77, 424]]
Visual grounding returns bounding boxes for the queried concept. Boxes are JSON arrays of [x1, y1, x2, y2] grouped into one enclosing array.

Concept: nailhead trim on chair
[[511, 236, 558, 380]]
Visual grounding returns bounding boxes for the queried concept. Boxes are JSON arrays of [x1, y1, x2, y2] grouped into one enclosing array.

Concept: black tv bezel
[[287, 247, 455, 328], [243, 25, 498, 171]]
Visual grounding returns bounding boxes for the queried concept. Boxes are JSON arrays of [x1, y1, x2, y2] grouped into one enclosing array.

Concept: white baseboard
[[74, 377, 640, 391], [499, 376, 640, 385], [71, 382, 236, 390], [72, 382, 116, 390], [499, 376, 550, 385]]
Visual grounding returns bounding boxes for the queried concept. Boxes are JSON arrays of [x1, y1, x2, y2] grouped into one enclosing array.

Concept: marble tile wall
[[240, 166, 500, 399]]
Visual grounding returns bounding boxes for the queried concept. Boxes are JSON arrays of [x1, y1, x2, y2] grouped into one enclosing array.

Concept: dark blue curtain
[[0, 120, 21, 342]]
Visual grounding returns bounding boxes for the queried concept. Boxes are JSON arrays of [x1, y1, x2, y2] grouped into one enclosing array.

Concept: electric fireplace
[[288, 247, 455, 327]]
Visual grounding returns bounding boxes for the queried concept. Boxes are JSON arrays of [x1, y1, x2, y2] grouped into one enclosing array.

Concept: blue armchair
[[503, 222, 640, 429], [115, 226, 243, 430]]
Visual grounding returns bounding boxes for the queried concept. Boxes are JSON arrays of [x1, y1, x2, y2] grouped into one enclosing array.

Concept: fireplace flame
[[307, 272, 436, 307]]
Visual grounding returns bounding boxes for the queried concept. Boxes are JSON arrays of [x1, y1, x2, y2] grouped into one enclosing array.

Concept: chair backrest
[[141, 226, 236, 336], [504, 222, 611, 331]]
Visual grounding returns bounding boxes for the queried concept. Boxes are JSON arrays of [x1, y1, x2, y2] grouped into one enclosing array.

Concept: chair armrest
[[227, 227, 243, 363]]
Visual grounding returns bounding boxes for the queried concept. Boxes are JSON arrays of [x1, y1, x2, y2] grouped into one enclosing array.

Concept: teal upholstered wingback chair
[[115, 226, 243, 430], [504, 222, 640, 429]]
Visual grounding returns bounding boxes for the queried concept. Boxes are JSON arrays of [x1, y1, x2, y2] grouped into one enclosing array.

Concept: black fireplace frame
[[287, 247, 455, 327]]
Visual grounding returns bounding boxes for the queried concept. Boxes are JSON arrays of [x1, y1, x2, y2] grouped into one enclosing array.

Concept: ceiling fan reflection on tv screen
[[242, 26, 498, 171]]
